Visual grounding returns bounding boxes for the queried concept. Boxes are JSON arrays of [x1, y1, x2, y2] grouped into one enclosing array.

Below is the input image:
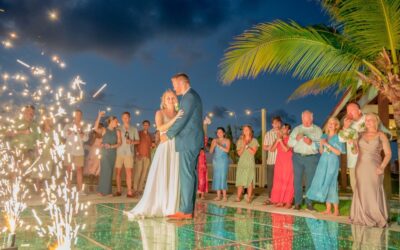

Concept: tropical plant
[[220, 0, 400, 197]]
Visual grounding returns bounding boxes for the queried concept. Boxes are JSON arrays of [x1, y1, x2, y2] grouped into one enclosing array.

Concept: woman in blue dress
[[307, 117, 345, 216], [94, 111, 121, 196], [210, 127, 231, 201]]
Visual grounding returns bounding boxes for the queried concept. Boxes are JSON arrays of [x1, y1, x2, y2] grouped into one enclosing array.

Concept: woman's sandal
[[213, 197, 222, 201], [234, 197, 241, 202]]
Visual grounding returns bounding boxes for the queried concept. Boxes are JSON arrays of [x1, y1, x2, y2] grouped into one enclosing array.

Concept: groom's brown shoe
[[167, 212, 193, 220]]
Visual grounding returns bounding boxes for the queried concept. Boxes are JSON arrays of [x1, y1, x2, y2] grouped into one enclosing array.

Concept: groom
[[161, 73, 203, 220]]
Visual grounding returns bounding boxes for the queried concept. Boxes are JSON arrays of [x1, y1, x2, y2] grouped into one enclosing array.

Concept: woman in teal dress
[[210, 127, 231, 201], [235, 125, 259, 203], [94, 111, 121, 196], [307, 118, 345, 216]]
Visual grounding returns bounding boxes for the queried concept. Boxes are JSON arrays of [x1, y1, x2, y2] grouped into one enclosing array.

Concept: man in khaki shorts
[[114, 112, 139, 198], [63, 109, 89, 195], [134, 120, 154, 195]]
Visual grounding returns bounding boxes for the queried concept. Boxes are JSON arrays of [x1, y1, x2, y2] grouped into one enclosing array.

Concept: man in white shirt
[[63, 109, 89, 194], [263, 116, 282, 205], [114, 112, 139, 198], [288, 110, 322, 211]]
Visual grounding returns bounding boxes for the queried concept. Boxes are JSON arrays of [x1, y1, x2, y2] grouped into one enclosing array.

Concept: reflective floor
[[1, 202, 399, 249]]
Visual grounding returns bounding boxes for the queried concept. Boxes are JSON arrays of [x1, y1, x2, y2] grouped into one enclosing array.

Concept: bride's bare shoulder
[[155, 110, 164, 122]]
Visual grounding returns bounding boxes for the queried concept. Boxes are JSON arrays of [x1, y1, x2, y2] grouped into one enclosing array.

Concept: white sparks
[[16, 59, 31, 68], [71, 76, 86, 91], [92, 83, 107, 98]]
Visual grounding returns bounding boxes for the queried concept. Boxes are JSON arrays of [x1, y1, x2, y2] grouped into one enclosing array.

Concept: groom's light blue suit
[[167, 88, 203, 214]]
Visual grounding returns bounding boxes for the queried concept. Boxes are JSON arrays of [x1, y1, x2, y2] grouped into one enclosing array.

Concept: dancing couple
[[127, 73, 203, 220]]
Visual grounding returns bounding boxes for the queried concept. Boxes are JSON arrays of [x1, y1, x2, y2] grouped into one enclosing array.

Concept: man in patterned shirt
[[263, 116, 282, 205]]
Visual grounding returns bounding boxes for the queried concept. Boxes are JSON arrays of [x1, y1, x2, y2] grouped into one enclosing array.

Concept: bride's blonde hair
[[160, 89, 178, 109]]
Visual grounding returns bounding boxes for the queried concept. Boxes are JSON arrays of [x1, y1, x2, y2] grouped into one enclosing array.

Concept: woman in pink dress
[[197, 137, 208, 199], [270, 124, 294, 208]]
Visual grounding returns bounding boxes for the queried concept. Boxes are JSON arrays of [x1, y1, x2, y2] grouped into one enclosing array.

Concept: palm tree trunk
[[391, 101, 400, 201], [378, 94, 392, 199]]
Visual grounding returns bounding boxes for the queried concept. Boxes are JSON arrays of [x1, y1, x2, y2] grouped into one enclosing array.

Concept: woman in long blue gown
[[307, 118, 345, 216], [210, 127, 231, 201]]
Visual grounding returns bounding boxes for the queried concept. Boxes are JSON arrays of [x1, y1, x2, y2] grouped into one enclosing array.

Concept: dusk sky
[[0, 0, 339, 133]]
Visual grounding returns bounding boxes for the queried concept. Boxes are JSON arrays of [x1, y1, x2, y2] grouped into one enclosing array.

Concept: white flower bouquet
[[339, 128, 358, 153]]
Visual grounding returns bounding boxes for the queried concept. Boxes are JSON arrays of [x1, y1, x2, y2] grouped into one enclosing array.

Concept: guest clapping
[[210, 127, 230, 201], [288, 110, 322, 211], [307, 118, 345, 216], [270, 124, 294, 208], [235, 125, 259, 203], [350, 113, 391, 227], [94, 111, 121, 196]]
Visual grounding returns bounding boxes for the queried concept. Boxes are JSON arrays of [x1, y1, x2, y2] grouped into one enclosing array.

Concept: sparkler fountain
[[0, 51, 91, 249]]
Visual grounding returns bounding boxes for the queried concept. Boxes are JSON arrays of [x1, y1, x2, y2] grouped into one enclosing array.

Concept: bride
[[127, 90, 183, 218]]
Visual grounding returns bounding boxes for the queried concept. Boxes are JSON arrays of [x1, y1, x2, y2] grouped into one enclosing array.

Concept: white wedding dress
[[127, 115, 180, 218]]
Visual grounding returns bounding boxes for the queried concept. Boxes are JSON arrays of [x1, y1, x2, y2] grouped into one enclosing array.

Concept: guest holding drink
[[235, 125, 259, 203], [350, 113, 391, 228], [210, 127, 230, 201], [270, 123, 294, 208], [94, 111, 121, 196], [114, 111, 139, 198], [288, 110, 322, 211], [307, 118, 345, 216], [63, 109, 89, 194]]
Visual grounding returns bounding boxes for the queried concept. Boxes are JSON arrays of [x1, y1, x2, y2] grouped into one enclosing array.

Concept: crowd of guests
[[4, 101, 392, 229], [4, 105, 158, 198], [260, 103, 391, 228], [200, 102, 392, 228]]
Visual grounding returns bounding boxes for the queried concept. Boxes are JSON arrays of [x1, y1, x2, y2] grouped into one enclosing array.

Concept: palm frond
[[331, 0, 400, 61], [219, 20, 362, 84], [288, 71, 358, 100]]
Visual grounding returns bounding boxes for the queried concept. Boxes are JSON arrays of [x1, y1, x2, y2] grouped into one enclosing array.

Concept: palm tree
[[220, 0, 400, 197]]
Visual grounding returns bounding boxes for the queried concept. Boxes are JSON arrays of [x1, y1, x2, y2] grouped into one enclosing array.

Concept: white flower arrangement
[[339, 128, 359, 153]]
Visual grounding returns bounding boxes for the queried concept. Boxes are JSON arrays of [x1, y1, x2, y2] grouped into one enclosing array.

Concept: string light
[[48, 10, 59, 21], [2, 40, 12, 48]]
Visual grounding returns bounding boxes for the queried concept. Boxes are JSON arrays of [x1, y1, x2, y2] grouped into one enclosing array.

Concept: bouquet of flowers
[[339, 128, 359, 153]]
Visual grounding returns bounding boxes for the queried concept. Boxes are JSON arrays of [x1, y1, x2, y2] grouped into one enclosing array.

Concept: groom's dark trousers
[[166, 88, 203, 215], [179, 150, 199, 214]]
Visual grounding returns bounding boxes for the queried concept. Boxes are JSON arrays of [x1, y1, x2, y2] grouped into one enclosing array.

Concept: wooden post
[[261, 108, 267, 187], [378, 94, 392, 198]]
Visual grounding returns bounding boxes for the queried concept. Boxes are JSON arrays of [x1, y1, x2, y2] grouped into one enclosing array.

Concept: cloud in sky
[[0, 0, 263, 60]]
